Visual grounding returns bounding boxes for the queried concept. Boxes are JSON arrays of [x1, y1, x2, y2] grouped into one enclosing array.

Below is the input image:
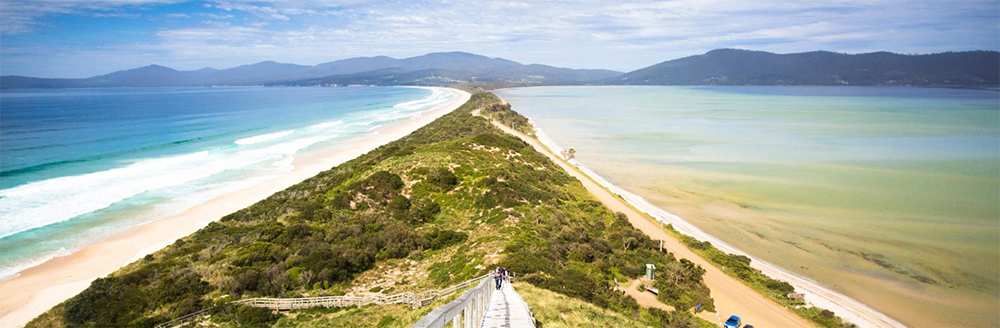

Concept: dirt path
[[622, 279, 675, 312], [488, 120, 815, 328]]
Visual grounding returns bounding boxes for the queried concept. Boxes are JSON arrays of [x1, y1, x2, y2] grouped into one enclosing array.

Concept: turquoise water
[[0, 86, 456, 279], [498, 86, 1000, 326]]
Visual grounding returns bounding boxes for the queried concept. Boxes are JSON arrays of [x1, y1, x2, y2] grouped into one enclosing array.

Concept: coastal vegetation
[[611, 49, 999, 86], [517, 282, 714, 328], [477, 100, 535, 136], [29, 92, 714, 327], [670, 225, 856, 328]]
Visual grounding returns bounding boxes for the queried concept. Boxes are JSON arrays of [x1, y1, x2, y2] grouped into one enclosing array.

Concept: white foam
[[376, 111, 412, 121], [394, 93, 439, 110], [240, 135, 336, 156], [234, 130, 294, 145], [393, 88, 452, 111], [0, 150, 268, 239], [309, 120, 344, 129]]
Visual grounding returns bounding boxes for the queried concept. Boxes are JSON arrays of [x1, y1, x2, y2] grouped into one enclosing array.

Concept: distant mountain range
[[611, 49, 999, 86], [2, 49, 997, 89], [0, 52, 620, 89]]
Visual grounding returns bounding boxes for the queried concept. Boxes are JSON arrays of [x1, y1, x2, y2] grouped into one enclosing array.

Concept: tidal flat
[[498, 86, 1000, 327]]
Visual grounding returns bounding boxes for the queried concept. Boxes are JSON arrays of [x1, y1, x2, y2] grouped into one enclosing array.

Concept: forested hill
[[5, 49, 996, 89], [611, 49, 999, 86], [0, 52, 620, 89], [28, 93, 717, 328]]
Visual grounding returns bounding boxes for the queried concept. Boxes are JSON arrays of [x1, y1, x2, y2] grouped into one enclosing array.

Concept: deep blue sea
[[0, 86, 456, 279]]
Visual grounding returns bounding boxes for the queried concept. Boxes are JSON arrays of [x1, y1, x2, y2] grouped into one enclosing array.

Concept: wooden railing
[[411, 275, 495, 328], [155, 274, 489, 328]]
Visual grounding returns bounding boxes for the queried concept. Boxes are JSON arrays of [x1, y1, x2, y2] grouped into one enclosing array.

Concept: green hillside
[[28, 93, 713, 328], [612, 49, 999, 86]]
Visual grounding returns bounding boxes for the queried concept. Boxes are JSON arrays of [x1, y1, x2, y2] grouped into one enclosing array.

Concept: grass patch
[[518, 282, 715, 328]]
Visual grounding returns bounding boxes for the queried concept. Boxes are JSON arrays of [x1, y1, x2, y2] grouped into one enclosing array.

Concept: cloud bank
[[1, 0, 997, 77]]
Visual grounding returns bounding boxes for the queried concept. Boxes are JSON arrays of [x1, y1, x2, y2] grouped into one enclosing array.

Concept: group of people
[[493, 267, 510, 290]]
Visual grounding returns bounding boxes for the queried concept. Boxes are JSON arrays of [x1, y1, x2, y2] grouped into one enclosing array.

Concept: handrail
[[411, 275, 494, 328], [155, 274, 490, 328]]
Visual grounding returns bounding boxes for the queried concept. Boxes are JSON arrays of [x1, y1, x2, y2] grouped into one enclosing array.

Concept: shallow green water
[[498, 86, 1000, 326]]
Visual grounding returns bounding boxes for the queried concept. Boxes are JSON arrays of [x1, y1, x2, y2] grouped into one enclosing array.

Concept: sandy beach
[[493, 85, 1000, 327], [533, 130, 904, 328], [0, 87, 471, 328], [487, 93, 906, 328], [485, 118, 813, 328]]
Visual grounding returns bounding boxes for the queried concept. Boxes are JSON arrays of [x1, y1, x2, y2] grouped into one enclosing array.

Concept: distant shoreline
[[493, 90, 906, 328], [0, 87, 472, 328]]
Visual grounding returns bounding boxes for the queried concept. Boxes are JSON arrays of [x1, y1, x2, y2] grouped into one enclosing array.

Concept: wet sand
[[487, 117, 819, 328], [586, 159, 996, 327], [496, 85, 999, 327]]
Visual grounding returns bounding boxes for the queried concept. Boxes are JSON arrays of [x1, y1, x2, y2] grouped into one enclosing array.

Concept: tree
[[560, 148, 577, 160]]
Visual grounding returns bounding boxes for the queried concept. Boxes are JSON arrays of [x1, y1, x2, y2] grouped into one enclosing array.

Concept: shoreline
[[493, 88, 905, 328], [0, 87, 471, 328], [485, 114, 813, 328], [527, 121, 905, 328]]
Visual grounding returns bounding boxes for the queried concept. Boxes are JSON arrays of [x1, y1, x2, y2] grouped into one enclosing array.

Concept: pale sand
[[483, 98, 903, 328], [563, 162, 906, 328], [485, 117, 812, 328], [0, 87, 471, 328]]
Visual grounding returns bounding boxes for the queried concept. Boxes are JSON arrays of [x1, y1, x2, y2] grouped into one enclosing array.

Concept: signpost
[[659, 222, 663, 252]]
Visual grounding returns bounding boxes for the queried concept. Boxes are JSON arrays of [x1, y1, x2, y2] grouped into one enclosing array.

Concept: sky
[[1, 0, 997, 78]]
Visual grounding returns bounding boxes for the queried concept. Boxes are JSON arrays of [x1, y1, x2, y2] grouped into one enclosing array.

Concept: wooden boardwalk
[[156, 275, 489, 328], [480, 282, 535, 328]]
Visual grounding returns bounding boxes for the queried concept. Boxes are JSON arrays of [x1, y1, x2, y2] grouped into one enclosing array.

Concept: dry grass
[[516, 282, 647, 328]]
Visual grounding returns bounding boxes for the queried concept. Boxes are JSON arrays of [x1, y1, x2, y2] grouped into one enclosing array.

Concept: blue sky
[[1, 0, 997, 78]]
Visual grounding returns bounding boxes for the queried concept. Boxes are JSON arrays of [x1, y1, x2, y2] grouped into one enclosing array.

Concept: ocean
[[0, 86, 456, 280], [497, 86, 999, 327]]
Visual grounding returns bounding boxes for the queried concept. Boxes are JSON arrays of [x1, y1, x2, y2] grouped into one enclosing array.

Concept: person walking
[[494, 268, 503, 290]]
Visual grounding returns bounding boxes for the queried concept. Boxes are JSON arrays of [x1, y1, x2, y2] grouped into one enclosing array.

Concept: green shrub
[[471, 132, 525, 150], [426, 167, 458, 191], [426, 229, 468, 250], [43, 93, 716, 328]]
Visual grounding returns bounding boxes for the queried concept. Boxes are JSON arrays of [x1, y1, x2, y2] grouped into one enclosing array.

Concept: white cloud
[[141, 0, 1000, 71], [202, 13, 234, 19], [1, 0, 997, 76], [0, 0, 182, 34]]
